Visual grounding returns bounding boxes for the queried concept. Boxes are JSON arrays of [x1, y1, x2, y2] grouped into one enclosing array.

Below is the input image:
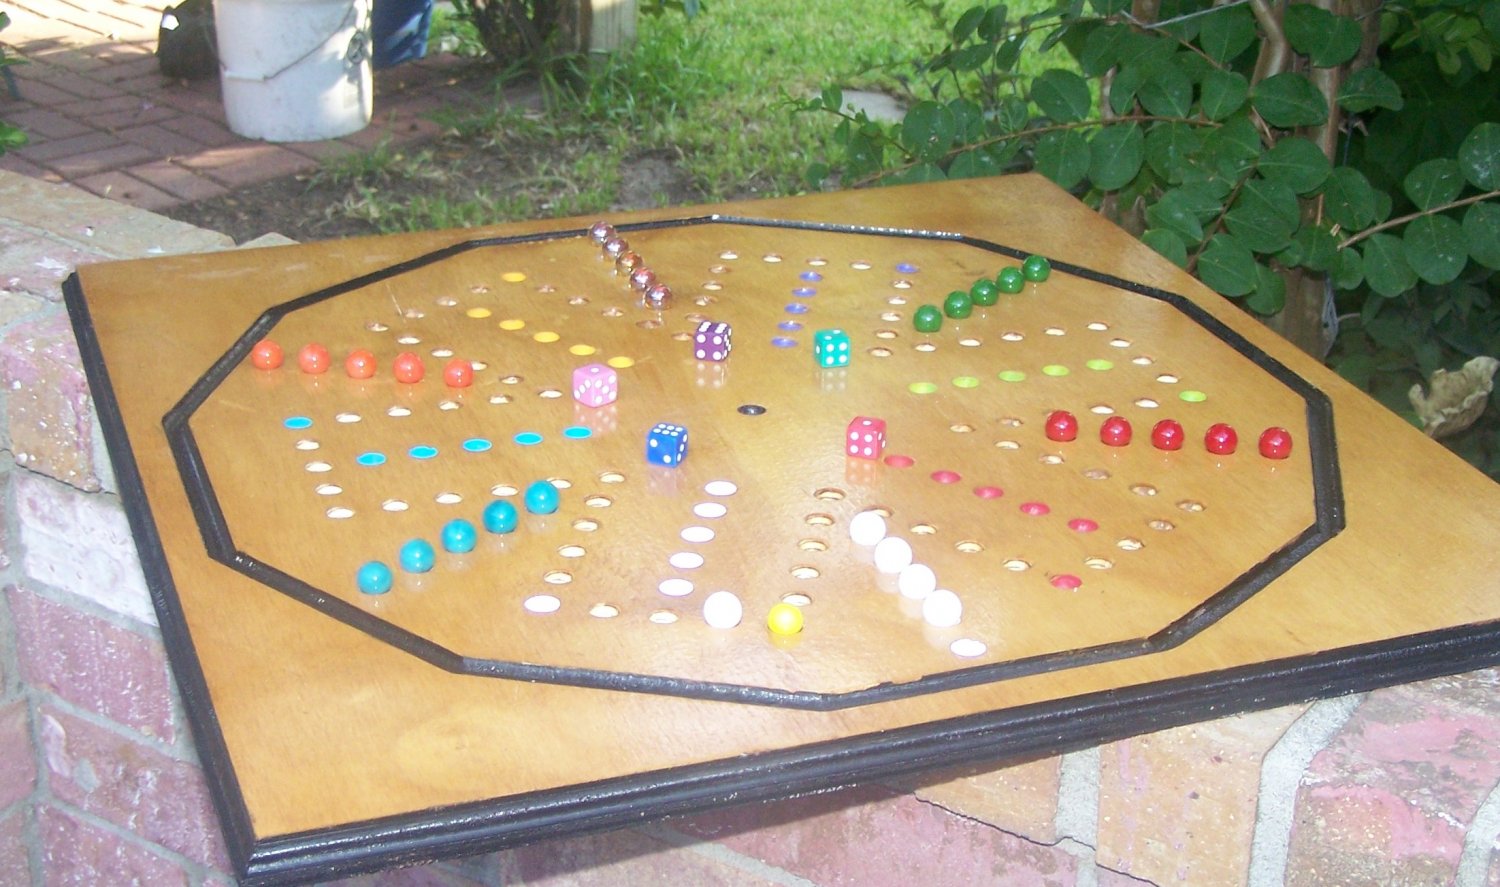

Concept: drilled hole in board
[[1134, 397, 1159, 409], [910, 523, 936, 535], [650, 610, 679, 625], [914, 342, 937, 352], [671, 331, 692, 342], [1109, 338, 1131, 348], [397, 334, 421, 344], [315, 484, 342, 496], [1039, 453, 1065, 465], [489, 394, 512, 405], [851, 260, 872, 270], [1087, 321, 1109, 331], [1157, 373, 1179, 384], [893, 279, 913, 290], [1148, 519, 1176, 531], [1001, 331, 1024, 342], [637, 319, 662, 331], [956, 540, 984, 554], [1118, 537, 1144, 551], [491, 483, 519, 497], [1000, 417, 1024, 427], [572, 518, 600, 532], [1131, 484, 1158, 497], [763, 253, 783, 263], [887, 295, 907, 306], [996, 440, 1020, 450], [367, 321, 389, 332], [874, 329, 899, 340], [719, 250, 739, 260], [1003, 558, 1031, 571], [524, 595, 560, 614], [432, 347, 454, 358], [1082, 468, 1112, 480], [1178, 500, 1205, 513], [869, 346, 893, 358], [382, 499, 408, 512], [335, 412, 362, 424], [1090, 404, 1115, 415], [585, 495, 613, 508], [435, 492, 463, 505], [1045, 327, 1065, 336], [695, 295, 718, 307], [305, 461, 332, 473], [438, 400, 460, 411], [547, 477, 573, 490], [805, 513, 834, 527], [790, 565, 820, 580], [436, 296, 458, 307], [543, 570, 573, 585], [959, 337, 982, 347], [599, 470, 625, 484], [1085, 556, 1114, 570], [798, 538, 828, 553], [326, 506, 354, 519], [295, 439, 320, 451], [951, 423, 974, 433], [501, 375, 523, 385], [538, 388, 564, 399], [568, 296, 589, 306], [558, 545, 586, 558], [865, 505, 894, 518], [602, 307, 625, 318], [880, 311, 902, 323], [782, 592, 813, 607], [814, 487, 846, 501], [590, 603, 619, 619]]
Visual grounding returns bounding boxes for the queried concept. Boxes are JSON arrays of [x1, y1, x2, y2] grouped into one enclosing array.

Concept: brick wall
[[1, 170, 1497, 886]]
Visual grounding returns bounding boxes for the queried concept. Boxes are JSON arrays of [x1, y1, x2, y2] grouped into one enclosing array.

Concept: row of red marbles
[[588, 222, 674, 309], [1045, 410, 1292, 459], [249, 340, 475, 387]]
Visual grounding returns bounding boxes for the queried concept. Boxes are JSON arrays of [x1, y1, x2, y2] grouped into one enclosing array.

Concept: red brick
[[46, 142, 156, 178], [38, 806, 191, 887], [328, 862, 494, 886], [1097, 706, 1306, 885], [180, 143, 315, 187], [75, 170, 180, 211], [0, 312, 104, 490], [49, 93, 150, 120], [672, 784, 1079, 885], [0, 226, 107, 300], [28, 68, 123, 100], [9, 587, 176, 741], [125, 160, 229, 202], [12, 472, 154, 625], [114, 123, 204, 157], [0, 701, 36, 809], [158, 115, 240, 148], [0, 78, 81, 108], [0, 153, 63, 181], [40, 707, 230, 870], [93, 102, 179, 131], [898, 757, 1063, 842], [493, 827, 783, 887], [0, 809, 32, 885], [150, 84, 231, 119], [1287, 678, 1500, 886], [14, 129, 117, 164], [2, 107, 94, 140]]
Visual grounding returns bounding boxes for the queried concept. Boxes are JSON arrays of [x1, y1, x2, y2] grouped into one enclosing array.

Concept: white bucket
[[214, 0, 373, 142]]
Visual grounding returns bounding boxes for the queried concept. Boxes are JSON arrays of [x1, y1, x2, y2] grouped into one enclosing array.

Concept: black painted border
[[160, 215, 1344, 710]]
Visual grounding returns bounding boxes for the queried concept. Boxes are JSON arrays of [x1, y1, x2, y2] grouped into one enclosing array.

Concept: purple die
[[572, 363, 618, 408], [646, 422, 689, 467], [694, 320, 732, 362]]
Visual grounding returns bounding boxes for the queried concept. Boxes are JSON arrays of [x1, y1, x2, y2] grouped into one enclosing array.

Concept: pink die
[[693, 320, 732, 362], [847, 416, 886, 460], [572, 363, 618, 407]]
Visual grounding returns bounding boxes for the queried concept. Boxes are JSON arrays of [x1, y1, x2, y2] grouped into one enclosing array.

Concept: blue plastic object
[[441, 519, 478, 554], [483, 500, 519, 534], [524, 480, 561, 515], [371, 0, 433, 70], [357, 561, 394, 594], [398, 538, 436, 573]]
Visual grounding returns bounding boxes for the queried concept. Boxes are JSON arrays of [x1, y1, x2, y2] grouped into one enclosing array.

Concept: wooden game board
[[65, 175, 1500, 885]]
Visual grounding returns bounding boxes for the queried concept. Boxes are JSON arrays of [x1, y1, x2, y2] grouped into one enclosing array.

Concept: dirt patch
[[162, 136, 711, 245]]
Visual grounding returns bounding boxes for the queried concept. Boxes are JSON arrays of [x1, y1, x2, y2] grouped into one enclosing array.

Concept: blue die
[[814, 329, 851, 368], [646, 422, 689, 467]]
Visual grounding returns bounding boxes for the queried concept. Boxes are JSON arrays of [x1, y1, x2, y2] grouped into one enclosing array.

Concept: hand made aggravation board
[[169, 215, 1340, 709]]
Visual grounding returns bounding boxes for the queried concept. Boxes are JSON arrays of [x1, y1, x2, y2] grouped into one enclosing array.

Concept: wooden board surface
[[65, 175, 1500, 885]]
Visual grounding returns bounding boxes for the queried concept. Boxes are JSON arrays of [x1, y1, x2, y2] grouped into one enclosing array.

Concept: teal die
[[814, 329, 852, 368]]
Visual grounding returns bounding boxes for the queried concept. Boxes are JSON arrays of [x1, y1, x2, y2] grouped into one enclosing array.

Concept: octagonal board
[[166, 216, 1341, 709]]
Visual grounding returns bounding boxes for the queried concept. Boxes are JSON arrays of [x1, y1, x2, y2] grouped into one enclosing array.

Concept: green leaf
[[1090, 0, 1129, 14], [1032, 69, 1093, 123], [1088, 122, 1145, 190], [1035, 129, 1091, 189], [1362, 233, 1419, 297], [1142, 228, 1189, 267], [1198, 4, 1257, 63], [1283, 4, 1362, 67], [1337, 67, 1404, 113], [1458, 122, 1500, 190], [952, 43, 994, 71], [900, 101, 957, 162], [978, 5, 1008, 40], [1286, 224, 1340, 272], [1225, 194, 1297, 253], [1146, 189, 1206, 242], [1138, 57, 1193, 117], [1198, 234, 1257, 296], [1145, 122, 1202, 183], [994, 95, 1031, 133], [953, 5, 986, 43], [1258, 137, 1331, 195], [1200, 69, 1249, 121], [1323, 166, 1379, 230], [948, 148, 1003, 179], [1252, 73, 1329, 128], [1080, 23, 1131, 76], [1403, 214, 1468, 285], [1332, 243, 1364, 289], [1247, 263, 1288, 314], [886, 162, 948, 185], [993, 34, 1026, 72], [1402, 158, 1464, 211], [1484, 2, 1500, 41], [1462, 201, 1500, 269], [1109, 62, 1149, 115]]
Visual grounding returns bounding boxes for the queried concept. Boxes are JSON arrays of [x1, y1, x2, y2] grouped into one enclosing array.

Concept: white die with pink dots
[[847, 416, 886, 460], [572, 363, 618, 407]]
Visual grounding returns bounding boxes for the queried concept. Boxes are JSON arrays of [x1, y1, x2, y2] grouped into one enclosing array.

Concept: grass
[[317, 0, 1059, 233]]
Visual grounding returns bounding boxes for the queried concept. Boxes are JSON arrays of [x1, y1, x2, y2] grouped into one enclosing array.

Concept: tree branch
[[1337, 190, 1500, 250]]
